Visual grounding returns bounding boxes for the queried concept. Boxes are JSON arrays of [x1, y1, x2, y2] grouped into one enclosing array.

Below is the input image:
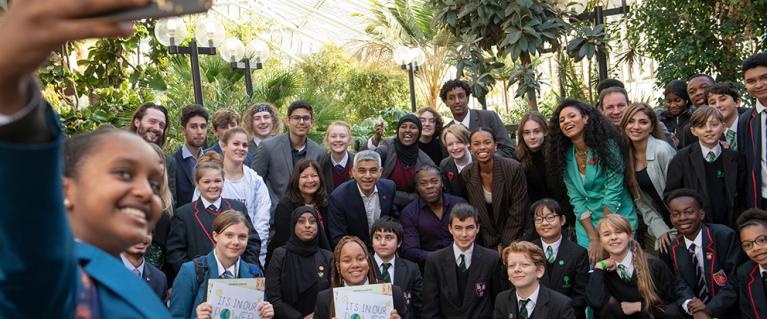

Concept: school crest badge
[[403, 290, 412, 305], [475, 282, 486, 297], [712, 270, 727, 286]]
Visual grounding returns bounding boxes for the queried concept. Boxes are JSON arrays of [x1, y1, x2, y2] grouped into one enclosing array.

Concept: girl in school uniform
[[734, 209, 767, 319], [439, 123, 471, 199], [319, 121, 355, 192], [313, 236, 407, 319], [266, 206, 333, 319], [166, 152, 261, 279], [586, 215, 682, 318], [170, 210, 274, 319]]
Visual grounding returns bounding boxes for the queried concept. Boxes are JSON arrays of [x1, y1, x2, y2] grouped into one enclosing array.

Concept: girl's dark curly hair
[[546, 99, 624, 182]]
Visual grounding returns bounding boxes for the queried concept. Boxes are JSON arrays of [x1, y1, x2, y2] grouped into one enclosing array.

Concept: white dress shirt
[[757, 100, 767, 197], [699, 142, 722, 162], [214, 250, 240, 278], [357, 184, 381, 232], [453, 243, 474, 269], [516, 284, 540, 317], [682, 229, 705, 313], [374, 254, 396, 283], [120, 254, 145, 277], [542, 235, 563, 260]]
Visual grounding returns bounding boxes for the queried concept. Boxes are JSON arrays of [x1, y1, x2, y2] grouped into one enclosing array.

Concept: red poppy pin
[[318, 265, 325, 278], [588, 155, 596, 165], [447, 171, 455, 181], [383, 195, 389, 200], [712, 270, 727, 286], [705, 252, 713, 261]]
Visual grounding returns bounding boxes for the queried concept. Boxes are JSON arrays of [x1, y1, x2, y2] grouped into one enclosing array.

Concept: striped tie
[[519, 298, 530, 319], [546, 245, 555, 264], [458, 254, 467, 272], [706, 151, 716, 163], [222, 270, 234, 279], [689, 244, 710, 302], [726, 129, 737, 150], [381, 263, 392, 283], [618, 264, 630, 282], [206, 204, 218, 216]]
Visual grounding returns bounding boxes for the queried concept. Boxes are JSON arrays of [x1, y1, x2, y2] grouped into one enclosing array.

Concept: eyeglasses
[[534, 214, 559, 224], [289, 115, 312, 123], [742, 234, 767, 251]]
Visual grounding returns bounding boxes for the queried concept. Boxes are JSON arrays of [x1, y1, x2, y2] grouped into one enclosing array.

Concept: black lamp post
[[394, 46, 426, 112], [220, 38, 270, 98]]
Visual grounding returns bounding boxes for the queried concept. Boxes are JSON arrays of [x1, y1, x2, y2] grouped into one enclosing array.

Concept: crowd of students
[[2, 1, 767, 318]]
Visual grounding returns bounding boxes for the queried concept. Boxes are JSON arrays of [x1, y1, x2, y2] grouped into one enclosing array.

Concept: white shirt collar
[[182, 143, 203, 160], [214, 250, 240, 278], [683, 228, 703, 250], [726, 118, 738, 134], [357, 184, 378, 199], [455, 156, 472, 173], [757, 99, 766, 114], [201, 197, 223, 210], [457, 110, 471, 129], [253, 136, 263, 146], [332, 152, 349, 167], [374, 254, 396, 280], [759, 264, 767, 275], [343, 278, 370, 287], [617, 250, 634, 277], [120, 254, 145, 277], [516, 283, 540, 316], [542, 235, 563, 258], [453, 243, 474, 268], [699, 142, 722, 161]]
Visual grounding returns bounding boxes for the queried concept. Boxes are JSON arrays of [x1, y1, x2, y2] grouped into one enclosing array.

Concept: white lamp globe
[[194, 18, 226, 47], [155, 17, 188, 47], [220, 38, 245, 63]]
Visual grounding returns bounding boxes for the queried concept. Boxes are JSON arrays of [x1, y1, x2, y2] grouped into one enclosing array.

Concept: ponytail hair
[[195, 151, 224, 182], [597, 214, 662, 313]]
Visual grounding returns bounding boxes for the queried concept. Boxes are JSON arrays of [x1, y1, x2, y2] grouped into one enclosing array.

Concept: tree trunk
[[520, 52, 538, 112]]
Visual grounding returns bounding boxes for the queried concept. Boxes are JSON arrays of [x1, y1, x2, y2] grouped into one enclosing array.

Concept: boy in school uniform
[[530, 199, 589, 319], [494, 241, 576, 319], [422, 203, 507, 319], [734, 208, 767, 319], [371, 217, 424, 319], [666, 189, 744, 318], [666, 106, 742, 226], [121, 230, 168, 302]]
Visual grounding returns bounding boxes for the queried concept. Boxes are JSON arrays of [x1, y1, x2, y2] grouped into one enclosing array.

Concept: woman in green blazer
[[548, 99, 638, 265]]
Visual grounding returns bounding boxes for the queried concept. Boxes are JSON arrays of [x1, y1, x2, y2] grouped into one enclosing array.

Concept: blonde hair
[[597, 214, 661, 313], [323, 121, 352, 147], [440, 124, 470, 145], [195, 152, 224, 182], [149, 143, 174, 216]]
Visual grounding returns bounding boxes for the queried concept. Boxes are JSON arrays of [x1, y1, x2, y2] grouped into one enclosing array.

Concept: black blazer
[[671, 224, 744, 317], [532, 238, 589, 319], [493, 285, 576, 319], [445, 109, 516, 158], [165, 198, 261, 281], [665, 143, 742, 225], [317, 150, 355, 192], [172, 148, 196, 208], [736, 260, 767, 319], [422, 245, 506, 319], [373, 257, 423, 319], [328, 179, 398, 248], [313, 285, 408, 319], [143, 261, 168, 302], [738, 107, 766, 210], [461, 155, 531, 247], [439, 157, 468, 199], [266, 197, 331, 266]]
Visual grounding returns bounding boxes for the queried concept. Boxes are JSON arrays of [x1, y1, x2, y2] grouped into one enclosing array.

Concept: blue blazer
[[328, 179, 398, 248], [205, 143, 253, 167], [0, 99, 170, 318], [173, 147, 197, 208], [144, 261, 169, 302], [170, 250, 264, 319]]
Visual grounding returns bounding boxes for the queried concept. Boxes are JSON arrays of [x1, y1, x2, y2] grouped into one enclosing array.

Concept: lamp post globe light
[[393, 46, 425, 112], [155, 17, 225, 106], [219, 38, 269, 98]]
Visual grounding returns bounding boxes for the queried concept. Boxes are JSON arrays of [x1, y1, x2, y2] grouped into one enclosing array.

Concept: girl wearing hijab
[[366, 114, 435, 210], [266, 206, 333, 319]]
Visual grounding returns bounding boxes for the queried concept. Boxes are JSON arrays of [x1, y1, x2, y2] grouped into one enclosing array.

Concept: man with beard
[[173, 104, 209, 207], [129, 103, 177, 202], [400, 165, 465, 266]]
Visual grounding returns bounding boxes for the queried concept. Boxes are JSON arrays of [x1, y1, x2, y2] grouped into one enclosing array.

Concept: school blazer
[[736, 260, 767, 319], [313, 285, 408, 319], [439, 157, 468, 199], [461, 155, 531, 247], [532, 238, 589, 319], [444, 109, 516, 158], [77, 242, 172, 318], [671, 224, 743, 317], [144, 261, 169, 302], [0, 98, 171, 318], [251, 133, 325, 210], [422, 245, 506, 319], [738, 107, 765, 209], [169, 250, 263, 319], [665, 143, 742, 224], [317, 150, 355, 192], [634, 136, 675, 239], [493, 286, 576, 319], [173, 147, 197, 208], [328, 179, 398, 248], [374, 137, 435, 209], [373, 257, 424, 319]]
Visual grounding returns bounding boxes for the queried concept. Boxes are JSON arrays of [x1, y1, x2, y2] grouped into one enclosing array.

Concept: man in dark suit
[[422, 203, 506, 319], [530, 199, 588, 319], [667, 189, 744, 318], [494, 241, 576, 319], [328, 150, 398, 248], [371, 217, 423, 319], [738, 52, 767, 210], [173, 104, 209, 208], [440, 79, 515, 158], [121, 232, 168, 302], [251, 100, 325, 210]]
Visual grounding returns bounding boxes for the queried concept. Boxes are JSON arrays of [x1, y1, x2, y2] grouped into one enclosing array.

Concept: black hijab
[[281, 206, 329, 304], [394, 114, 422, 167]]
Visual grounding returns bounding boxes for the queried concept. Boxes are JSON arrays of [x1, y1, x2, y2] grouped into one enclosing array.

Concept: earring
[[64, 199, 73, 210]]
